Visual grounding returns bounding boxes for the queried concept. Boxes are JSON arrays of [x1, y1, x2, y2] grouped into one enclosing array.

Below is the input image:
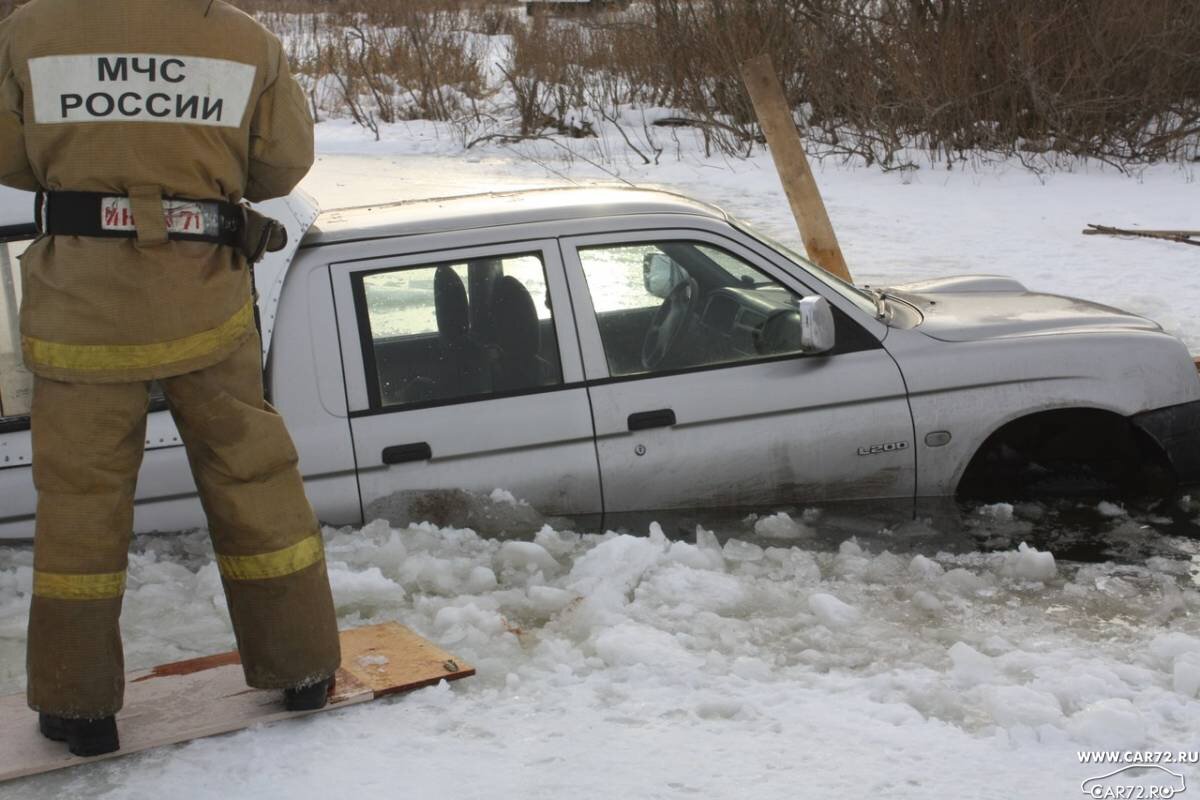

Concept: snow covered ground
[[1, 120, 1199, 798], [2, 504, 1199, 799]]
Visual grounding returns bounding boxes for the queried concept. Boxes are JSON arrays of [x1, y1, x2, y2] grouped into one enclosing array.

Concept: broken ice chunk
[[808, 593, 860, 629], [997, 542, 1057, 582], [753, 512, 814, 540]]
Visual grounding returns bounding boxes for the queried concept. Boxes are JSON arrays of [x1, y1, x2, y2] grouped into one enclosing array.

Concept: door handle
[[627, 408, 676, 432], [382, 442, 433, 464]]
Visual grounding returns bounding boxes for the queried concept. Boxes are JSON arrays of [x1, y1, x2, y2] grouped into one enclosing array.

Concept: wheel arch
[[955, 405, 1174, 498]]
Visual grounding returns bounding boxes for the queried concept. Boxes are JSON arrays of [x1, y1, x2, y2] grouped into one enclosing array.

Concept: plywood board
[[0, 622, 474, 783]]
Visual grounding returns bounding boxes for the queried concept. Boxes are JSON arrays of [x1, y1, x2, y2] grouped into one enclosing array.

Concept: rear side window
[[362, 264, 471, 339], [355, 252, 563, 409]]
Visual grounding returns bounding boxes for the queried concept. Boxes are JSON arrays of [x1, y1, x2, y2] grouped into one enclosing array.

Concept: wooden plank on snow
[[0, 622, 474, 783]]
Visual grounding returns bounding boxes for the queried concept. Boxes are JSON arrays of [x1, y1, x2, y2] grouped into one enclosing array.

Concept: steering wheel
[[641, 276, 699, 370]]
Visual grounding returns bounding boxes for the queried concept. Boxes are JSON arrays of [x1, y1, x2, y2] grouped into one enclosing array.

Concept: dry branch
[[1083, 225, 1200, 247]]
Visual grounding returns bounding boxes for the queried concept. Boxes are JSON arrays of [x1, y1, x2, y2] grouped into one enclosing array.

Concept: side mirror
[[755, 296, 837, 356], [643, 252, 685, 299], [797, 296, 836, 354]]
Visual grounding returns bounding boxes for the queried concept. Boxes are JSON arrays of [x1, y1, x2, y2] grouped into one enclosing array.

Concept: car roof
[[302, 185, 729, 246]]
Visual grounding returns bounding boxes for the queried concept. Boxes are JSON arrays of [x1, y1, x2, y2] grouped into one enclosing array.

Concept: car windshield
[[731, 218, 880, 316]]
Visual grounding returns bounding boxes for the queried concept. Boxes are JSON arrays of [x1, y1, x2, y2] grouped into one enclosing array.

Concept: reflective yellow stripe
[[33, 570, 126, 600], [217, 535, 326, 581], [22, 300, 253, 372]]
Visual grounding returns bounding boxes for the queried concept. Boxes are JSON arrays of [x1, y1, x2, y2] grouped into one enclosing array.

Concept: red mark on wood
[[132, 651, 241, 682]]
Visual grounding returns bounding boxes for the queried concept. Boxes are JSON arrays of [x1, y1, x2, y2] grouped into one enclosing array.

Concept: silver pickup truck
[[1, 186, 1198, 540]]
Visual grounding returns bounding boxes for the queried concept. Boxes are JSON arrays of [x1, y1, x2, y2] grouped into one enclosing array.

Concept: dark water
[[622, 491, 1200, 570]]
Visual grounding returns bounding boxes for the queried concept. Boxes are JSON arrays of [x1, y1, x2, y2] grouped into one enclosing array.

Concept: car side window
[[356, 252, 563, 408], [577, 240, 815, 378]]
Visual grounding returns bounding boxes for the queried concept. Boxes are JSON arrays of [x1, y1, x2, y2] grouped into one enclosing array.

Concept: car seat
[[401, 266, 490, 403], [487, 275, 548, 392]]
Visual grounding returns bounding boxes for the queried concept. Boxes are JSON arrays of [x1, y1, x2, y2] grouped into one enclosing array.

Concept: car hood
[[884, 275, 1162, 342]]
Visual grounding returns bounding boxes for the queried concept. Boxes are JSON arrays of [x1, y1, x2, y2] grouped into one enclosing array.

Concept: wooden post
[[740, 53, 852, 282]]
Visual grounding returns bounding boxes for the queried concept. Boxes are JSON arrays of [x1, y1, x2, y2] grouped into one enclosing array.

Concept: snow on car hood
[[886, 275, 1162, 342]]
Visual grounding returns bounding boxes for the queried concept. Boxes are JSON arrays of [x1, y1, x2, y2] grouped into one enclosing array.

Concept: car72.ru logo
[[1081, 764, 1187, 798]]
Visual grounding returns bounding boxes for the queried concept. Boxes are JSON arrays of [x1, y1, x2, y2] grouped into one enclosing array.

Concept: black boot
[[39, 713, 120, 757], [284, 677, 334, 711], [38, 712, 68, 742]]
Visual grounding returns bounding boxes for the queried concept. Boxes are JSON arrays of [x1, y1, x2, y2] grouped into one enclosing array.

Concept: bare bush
[[490, 0, 1200, 166], [251, 0, 489, 133], [6, 0, 1193, 168], [632, 0, 1200, 167]]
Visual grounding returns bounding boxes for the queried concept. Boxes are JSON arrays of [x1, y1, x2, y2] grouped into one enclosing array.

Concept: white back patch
[[29, 53, 257, 128]]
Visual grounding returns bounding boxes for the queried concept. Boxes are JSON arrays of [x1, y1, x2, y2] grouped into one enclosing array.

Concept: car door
[[560, 228, 915, 524], [331, 238, 602, 534]]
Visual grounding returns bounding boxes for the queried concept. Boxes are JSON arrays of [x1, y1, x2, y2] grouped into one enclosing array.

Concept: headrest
[[434, 266, 469, 344], [490, 275, 540, 357]]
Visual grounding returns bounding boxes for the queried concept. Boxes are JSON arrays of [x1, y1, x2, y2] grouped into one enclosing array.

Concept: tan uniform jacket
[[0, 0, 313, 383]]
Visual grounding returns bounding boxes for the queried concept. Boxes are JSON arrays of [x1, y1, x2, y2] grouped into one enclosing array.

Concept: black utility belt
[[35, 190, 243, 246]]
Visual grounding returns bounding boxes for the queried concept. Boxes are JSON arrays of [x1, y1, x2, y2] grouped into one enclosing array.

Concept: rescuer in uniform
[[0, 0, 341, 756]]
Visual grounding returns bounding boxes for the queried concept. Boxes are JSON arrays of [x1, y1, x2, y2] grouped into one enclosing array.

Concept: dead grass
[[6, 0, 1197, 166], [589, 0, 1200, 167]]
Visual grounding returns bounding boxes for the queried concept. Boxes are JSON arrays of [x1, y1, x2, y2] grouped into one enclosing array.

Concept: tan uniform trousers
[[26, 332, 341, 719]]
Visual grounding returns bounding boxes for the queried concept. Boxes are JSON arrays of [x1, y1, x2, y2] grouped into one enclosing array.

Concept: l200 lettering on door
[[857, 441, 910, 456]]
